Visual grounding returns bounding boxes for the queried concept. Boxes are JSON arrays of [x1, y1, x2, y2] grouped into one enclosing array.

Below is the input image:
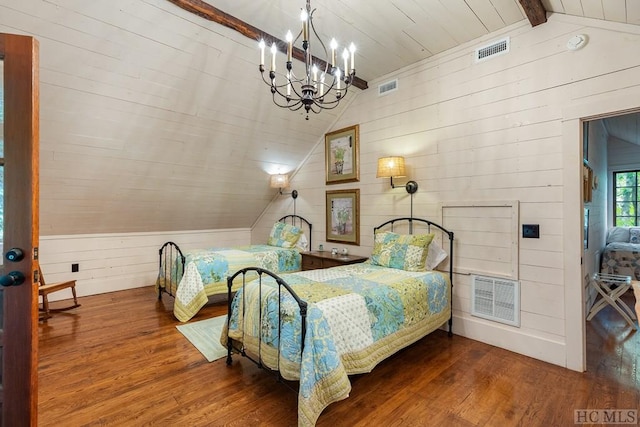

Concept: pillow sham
[[630, 228, 640, 244], [607, 227, 630, 244], [425, 240, 448, 270], [296, 233, 309, 250], [267, 222, 303, 248], [370, 231, 434, 271]]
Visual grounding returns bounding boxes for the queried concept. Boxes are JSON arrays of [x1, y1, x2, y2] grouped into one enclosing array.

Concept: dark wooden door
[[0, 33, 40, 426]]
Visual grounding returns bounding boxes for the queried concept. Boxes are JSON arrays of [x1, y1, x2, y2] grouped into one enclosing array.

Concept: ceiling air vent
[[378, 79, 398, 96], [475, 37, 510, 63]]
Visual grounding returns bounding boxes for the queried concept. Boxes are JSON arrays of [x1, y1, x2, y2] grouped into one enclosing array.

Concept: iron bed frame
[[156, 214, 313, 301]]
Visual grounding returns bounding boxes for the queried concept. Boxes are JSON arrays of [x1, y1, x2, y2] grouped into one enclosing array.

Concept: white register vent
[[475, 37, 510, 62], [471, 275, 520, 327], [378, 79, 398, 96]]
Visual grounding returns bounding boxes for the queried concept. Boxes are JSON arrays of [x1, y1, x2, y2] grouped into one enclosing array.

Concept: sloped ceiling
[[1, 0, 639, 235], [604, 113, 640, 146]]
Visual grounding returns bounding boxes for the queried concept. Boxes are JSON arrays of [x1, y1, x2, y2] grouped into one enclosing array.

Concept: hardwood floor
[[39, 287, 639, 426]]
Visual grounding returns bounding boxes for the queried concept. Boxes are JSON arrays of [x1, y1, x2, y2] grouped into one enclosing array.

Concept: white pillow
[[295, 233, 309, 250], [607, 227, 630, 244], [426, 240, 448, 270]]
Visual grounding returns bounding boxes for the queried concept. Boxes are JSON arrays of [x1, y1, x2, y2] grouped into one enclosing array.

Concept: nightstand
[[301, 250, 368, 271]]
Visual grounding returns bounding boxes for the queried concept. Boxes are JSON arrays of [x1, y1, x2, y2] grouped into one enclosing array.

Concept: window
[[614, 170, 640, 226]]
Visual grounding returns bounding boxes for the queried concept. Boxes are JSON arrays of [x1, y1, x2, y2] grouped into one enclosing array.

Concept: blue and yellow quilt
[[223, 263, 451, 426], [170, 245, 301, 322]]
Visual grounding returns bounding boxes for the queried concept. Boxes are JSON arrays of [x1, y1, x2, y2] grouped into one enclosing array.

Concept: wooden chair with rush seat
[[38, 265, 81, 320]]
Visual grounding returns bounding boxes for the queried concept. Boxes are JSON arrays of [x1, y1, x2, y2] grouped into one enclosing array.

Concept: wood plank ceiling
[[1, 0, 639, 235]]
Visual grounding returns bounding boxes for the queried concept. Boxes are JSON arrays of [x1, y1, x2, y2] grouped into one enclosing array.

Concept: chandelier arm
[[266, 71, 310, 102], [271, 92, 305, 111], [316, 75, 351, 101], [260, 69, 306, 91], [308, 9, 331, 74]]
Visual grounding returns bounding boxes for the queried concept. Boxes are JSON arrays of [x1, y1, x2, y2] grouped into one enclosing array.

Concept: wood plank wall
[[441, 202, 519, 279], [254, 13, 640, 368], [39, 228, 250, 302]]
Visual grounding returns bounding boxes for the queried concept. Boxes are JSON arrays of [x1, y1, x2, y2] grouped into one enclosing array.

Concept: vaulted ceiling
[[1, 0, 639, 235]]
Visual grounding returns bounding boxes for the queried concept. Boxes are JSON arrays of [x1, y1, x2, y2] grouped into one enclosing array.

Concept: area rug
[[176, 315, 228, 362]]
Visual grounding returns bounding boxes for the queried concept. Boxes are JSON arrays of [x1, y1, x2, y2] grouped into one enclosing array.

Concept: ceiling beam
[[166, 0, 369, 90], [518, 0, 547, 26]]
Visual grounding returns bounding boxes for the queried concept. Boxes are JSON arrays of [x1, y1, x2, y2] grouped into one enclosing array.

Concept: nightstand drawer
[[302, 255, 323, 271], [320, 259, 343, 269]]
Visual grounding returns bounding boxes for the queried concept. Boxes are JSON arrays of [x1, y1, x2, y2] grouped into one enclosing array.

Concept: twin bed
[[600, 226, 640, 280], [156, 215, 312, 322], [221, 217, 454, 426]]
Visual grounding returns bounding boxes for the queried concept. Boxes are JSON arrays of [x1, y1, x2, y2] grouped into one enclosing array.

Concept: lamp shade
[[376, 156, 406, 178], [270, 174, 290, 189]]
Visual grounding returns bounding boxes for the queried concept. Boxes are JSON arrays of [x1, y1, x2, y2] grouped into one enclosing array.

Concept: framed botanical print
[[325, 124, 359, 184], [326, 189, 360, 245], [584, 208, 589, 250], [583, 162, 593, 203], [582, 121, 589, 163]]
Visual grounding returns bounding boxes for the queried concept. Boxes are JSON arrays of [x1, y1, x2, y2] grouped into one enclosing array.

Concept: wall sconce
[[270, 174, 298, 199], [376, 156, 418, 194]]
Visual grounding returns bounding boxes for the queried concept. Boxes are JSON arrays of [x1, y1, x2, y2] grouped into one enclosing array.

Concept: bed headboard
[[278, 214, 313, 249]]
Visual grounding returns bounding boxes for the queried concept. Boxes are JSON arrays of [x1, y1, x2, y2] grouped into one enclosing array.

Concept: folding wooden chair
[[587, 273, 637, 330], [38, 266, 81, 320]]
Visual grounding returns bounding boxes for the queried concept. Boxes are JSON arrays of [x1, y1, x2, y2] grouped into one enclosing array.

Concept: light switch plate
[[522, 224, 540, 238]]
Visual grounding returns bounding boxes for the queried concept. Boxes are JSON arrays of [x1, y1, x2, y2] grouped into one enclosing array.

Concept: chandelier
[[258, 0, 356, 119]]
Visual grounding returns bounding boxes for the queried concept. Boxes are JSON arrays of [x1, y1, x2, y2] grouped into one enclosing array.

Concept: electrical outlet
[[71, 263, 79, 272], [522, 224, 540, 238]]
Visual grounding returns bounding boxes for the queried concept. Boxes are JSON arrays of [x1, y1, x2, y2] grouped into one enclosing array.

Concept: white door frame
[[562, 90, 640, 371]]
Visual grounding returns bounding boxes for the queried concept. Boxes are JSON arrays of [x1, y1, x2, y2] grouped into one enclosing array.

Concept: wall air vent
[[378, 79, 398, 96], [471, 275, 520, 327], [475, 37, 510, 63]]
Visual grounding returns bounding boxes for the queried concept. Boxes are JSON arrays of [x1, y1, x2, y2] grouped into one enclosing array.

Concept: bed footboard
[[225, 267, 308, 380], [156, 241, 185, 300]]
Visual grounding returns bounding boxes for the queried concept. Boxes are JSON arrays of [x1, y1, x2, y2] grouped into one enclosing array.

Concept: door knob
[[5, 248, 25, 262], [0, 271, 25, 287]]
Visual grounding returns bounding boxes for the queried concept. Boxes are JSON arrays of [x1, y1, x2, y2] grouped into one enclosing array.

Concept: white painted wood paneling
[[442, 201, 519, 279], [38, 228, 250, 302]]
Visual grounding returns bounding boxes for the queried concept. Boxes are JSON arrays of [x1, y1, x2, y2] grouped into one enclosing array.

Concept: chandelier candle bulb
[[320, 74, 325, 97], [336, 68, 341, 90], [286, 31, 293, 61], [349, 43, 356, 72], [330, 38, 337, 67], [259, 40, 265, 66], [270, 43, 277, 72], [301, 10, 308, 42]]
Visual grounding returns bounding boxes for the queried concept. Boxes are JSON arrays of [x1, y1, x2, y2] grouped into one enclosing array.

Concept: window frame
[[613, 169, 640, 226]]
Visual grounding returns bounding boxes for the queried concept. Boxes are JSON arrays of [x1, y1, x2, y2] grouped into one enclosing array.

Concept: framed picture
[[582, 121, 589, 163], [325, 124, 359, 184], [326, 189, 360, 245], [584, 208, 589, 250], [583, 162, 593, 203]]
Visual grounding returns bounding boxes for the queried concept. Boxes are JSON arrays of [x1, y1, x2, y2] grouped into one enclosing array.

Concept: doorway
[[582, 111, 640, 371]]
